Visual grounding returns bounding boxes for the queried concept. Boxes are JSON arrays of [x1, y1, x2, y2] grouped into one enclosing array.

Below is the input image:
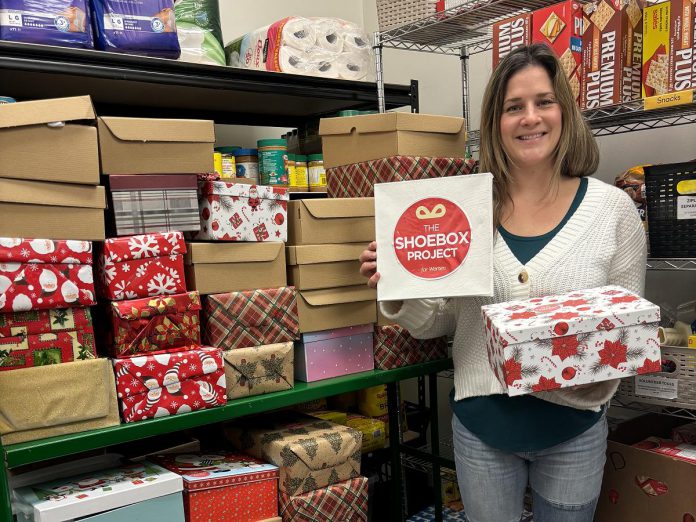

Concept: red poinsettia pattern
[[598, 339, 628, 368], [551, 335, 581, 361]]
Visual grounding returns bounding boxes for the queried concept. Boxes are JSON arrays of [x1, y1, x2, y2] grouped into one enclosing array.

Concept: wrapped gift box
[[0, 308, 96, 370], [97, 231, 187, 301], [373, 324, 448, 370], [113, 346, 226, 423], [108, 291, 201, 357], [223, 341, 294, 399], [481, 285, 661, 396], [295, 324, 374, 382], [108, 174, 200, 236], [226, 414, 362, 496], [195, 181, 289, 241], [203, 287, 299, 350], [0, 237, 95, 312], [326, 156, 478, 198], [13, 461, 184, 522], [279, 476, 368, 522], [152, 452, 279, 522]]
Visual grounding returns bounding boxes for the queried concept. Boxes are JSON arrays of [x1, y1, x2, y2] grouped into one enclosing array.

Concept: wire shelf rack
[[646, 259, 696, 271], [401, 436, 458, 477], [612, 396, 696, 421]]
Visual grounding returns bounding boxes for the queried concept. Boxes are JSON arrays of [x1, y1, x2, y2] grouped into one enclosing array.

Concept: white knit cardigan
[[380, 176, 647, 411]]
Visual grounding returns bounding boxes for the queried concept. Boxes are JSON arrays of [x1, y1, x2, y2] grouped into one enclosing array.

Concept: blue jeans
[[452, 413, 607, 522]]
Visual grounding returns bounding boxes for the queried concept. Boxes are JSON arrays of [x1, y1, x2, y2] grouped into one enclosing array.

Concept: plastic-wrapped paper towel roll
[[279, 45, 339, 78], [340, 21, 370, 52], [313, 18, 344, 54], [280, 17, 317, 51], [335, 51, 370, 81]]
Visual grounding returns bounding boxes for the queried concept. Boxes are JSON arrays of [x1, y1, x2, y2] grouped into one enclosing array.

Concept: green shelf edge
[[2, 358, 452, 469]]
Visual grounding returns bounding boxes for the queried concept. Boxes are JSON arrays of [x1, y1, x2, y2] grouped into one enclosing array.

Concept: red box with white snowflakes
[[194, 181, 289, 242], [481, 285, 661, 396], [113, 346, 226, 423], [97, 231, 187, 301], [108, 291, 202, 358], [0, 237, 95, 312]]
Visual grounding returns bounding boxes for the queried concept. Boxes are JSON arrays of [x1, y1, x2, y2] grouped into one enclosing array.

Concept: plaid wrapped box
[[0, 237, 95, 312], [326, 156, 478, 198], [223, 342, 294, 399], [108, 291, 202, 357], [97, 231, 187, 301], [279, 476, 368, 522], [203, 287, 299, 350], [0, 308, 96, 370], [226, 413, 362, 496], [374, 324, 448, 370], [114, 346, 226, 423], [109, 174, 200, 236]]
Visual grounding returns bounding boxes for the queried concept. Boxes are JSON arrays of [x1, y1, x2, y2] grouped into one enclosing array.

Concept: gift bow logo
[[415, 203, 447, 220]]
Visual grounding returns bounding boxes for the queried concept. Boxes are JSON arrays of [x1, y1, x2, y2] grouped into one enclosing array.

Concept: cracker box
[[279, 476, 368, 522], [153, 452, 279, 522], [226, 414, 362, 496], [481, 285, 661, 396], [223, 341, 294, 399], [582, 0, 645, 108], [532, 1, 583, 103], [374, 174, 494, 302], [195, 181, 289, 242], [0, 237, 95, 312], [669, 0, 696, 92], [346, 414, 386, 453], [373, 324, 448, 370], [97, 231, 187, 301], [642, 1, 671, 97], [492, 14, 532, 69]]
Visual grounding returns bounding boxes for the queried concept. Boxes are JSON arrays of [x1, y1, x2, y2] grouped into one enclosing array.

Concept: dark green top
[[451, 177, 603, 452]]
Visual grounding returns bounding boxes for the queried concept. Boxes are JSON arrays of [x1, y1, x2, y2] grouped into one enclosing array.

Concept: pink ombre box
[[295, 324, 374, 382]]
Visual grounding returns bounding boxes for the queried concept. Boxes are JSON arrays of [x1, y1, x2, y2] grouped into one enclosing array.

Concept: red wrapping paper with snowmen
[[97, 231, 187, 301], [0, 237, 95, 312], [195, 181, 289, 241], [481, 285, 661, 396], [113, 346, 226, 423]]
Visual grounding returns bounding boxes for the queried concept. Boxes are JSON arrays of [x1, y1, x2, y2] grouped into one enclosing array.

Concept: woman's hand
[[359, 241, 380, 289]]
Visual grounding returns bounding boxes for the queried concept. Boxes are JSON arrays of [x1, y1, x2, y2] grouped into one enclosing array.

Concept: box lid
[[152, 452, 279, 491], [0, 238, 92, 264], [301, 323, 374, 343], [199, 181, 289, 200], [287, 243, 365, 265], [13, 462, 182, 522], [0, 96, 95, 130], [102, 231, 186, 261], [0, 178, 106, 209], [185, 242, 283, 265], [300, 286, 376, 307], [481, 285, 661, 345], [109, 174, 198, 191], [295, 198, 374, 219], [111, 291, 201, 321], [319, 113, 466, 137], [98, 117, 215, 144]]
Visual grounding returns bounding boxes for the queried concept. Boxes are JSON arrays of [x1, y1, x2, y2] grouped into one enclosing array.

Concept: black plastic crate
[[644, 161, 696, 258]]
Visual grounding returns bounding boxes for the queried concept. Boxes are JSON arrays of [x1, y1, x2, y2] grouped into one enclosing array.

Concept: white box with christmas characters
[[195, 181, 289, 242], [481, 286, 661, 396]]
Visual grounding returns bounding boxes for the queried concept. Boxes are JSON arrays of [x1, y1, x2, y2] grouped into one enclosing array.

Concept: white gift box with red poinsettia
[[481, 285, 661, 396]]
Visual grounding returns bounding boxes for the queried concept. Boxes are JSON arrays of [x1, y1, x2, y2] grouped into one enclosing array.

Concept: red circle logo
[[393, 197, 471, 280]]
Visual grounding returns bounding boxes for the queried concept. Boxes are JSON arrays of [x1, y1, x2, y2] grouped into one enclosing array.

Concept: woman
[[359, 44, 646, 522]]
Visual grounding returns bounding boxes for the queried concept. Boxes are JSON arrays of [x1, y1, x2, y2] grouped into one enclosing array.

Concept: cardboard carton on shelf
[[287, 243, 365, 290], [287, 198, 375, 245]]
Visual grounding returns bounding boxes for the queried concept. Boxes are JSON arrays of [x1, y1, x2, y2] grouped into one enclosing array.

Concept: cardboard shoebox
[[0, 358, 120, 445], [223, 341, 294, 399], [279, 476, 369, 522], [185, 242, 286, 294], [225, 413, 362, 496], [287, 243, 365, 290], [97, 116, 215, 174], [581, 0, 644, 109], [296, 285, 377, 333], [0, 178, 106, 241], [595, 414, 696, 522], [492, 13, 532, 69], [13, 461, 185, 522], [319, 113, 468, 169], [203, 287, 299, 350], [374, 324, 448, 370], [0, 96, 99, 185], [0, 237, 96, 313], [295, 324, 374, 382], [482, 285, 661, 396], [107, 174, 200, 237], [287, 197, 374, 245], [152, 452, 279, 522], [669, 0, 696, 93]]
